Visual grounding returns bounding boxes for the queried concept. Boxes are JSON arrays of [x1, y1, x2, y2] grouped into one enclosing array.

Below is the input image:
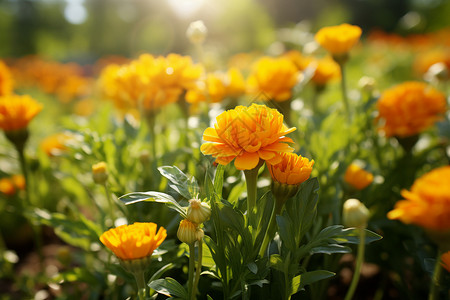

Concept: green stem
[[134, 270, 146, 300], [428, 249, 444, 300], [284, 253, 291, 300], [243, 162, 262, 230], [188, 243, 196, 300], [344, 228, 366, 300], [338, 62, 351, 123], [103, 184, 115, 225], [145, 111, 157, 162], [259, 198, 284, 257], [192, 239, 203, 300], [16, 145, 30, 206]]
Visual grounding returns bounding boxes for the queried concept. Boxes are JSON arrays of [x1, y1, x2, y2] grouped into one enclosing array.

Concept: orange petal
[[234, 152, 260, 170]]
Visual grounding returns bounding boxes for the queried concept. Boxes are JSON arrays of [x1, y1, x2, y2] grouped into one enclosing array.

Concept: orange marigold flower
[[267, 152, 314, 185], [0, 60, 14, 97], [40, 132, 75, 157], [376, 82, 446, 138], [247, 56, 299, 102], [0, 94, 42, 131], [0, 178, 15, 196], [442, 251, 450, 272], [344, 163, 374, 190], [200, 104, 296, 170], [11, 174, 25, 190], [309, 56, 341, 86], [387, 166, 450, 231], [100, 222, 167, 260], [315, 24, 362, 55]]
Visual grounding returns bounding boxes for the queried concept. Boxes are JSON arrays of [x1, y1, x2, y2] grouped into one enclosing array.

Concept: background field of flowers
[[1, 0, 450, 299]]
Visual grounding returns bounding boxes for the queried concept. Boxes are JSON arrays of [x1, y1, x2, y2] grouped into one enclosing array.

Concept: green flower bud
[[177, 219, 198, 244], [343, 198, 370, 229], [187, 199, 211, 224]]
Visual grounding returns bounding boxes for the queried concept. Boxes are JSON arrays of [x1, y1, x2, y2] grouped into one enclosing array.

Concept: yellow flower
[[0, 94, 42, 131], [376, 82, 446, 138], [388, 166, 450, 232], [200, 104, 296, 170], [267, 152, 314, 185], [442, 251, 450, 272], [344, 163, 374, 190], [0, 178, 15, 196], [0, 60, 14, 97], [100, 222, 167, 260], [246, 56, 299, 102], [315, 23, 362, 56]]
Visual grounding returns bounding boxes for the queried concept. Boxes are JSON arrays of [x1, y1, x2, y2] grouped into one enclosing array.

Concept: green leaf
[[334, 228, 383, 245], [291, 270, 335, 295], [52, 267, 99, 285], [149, 277, 188, 299], [119, 191, 187, 218], [269, 254, 284, 272], [148, 263, 174, 283], [310, 245, 351, 254], [158, 166, 199, 199], [213, 164, 225, 200], [247, 262, 258, 274], [27, 208, 102, 251]]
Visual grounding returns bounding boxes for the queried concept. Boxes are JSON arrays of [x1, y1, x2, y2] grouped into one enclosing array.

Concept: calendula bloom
[[0, 61, 14, 97], [11, 174, 25, 190], [200, 104, 296, 170], [442, 251, 450, 272], [100, 222, 167, 260], [0, 178, 15, 196], [267, 152, 314, 185], [309, 56, 341, 86], [344, 163, 374, 190], [40, 132, 75, 156], [388, 166, 450, 232], [246, 56, 299, 102], [376, 82, 446, 137], [0, 94, 43, 131], [315, 24, 362, 56]]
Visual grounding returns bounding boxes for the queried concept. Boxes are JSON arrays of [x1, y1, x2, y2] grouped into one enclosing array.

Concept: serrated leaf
[[158, 166, 199, 199], [291, 270, 335, 295], [119, 191, 187, 218], [149, 277, 187, 299]]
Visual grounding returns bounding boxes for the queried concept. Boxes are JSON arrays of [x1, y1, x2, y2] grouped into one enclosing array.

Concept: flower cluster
[[387, 166, 450, 232], [99, 53, 203, 115], [376, 81, 446, 138]]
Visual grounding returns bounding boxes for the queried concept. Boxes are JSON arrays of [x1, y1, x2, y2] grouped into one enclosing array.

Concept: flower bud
[[343, 198, 370, 229], [186, 199, 211, 224], [92, 162, 108, 185], [358, 76, 375, 93], [186, 20, 207, 45], [177, 219, 198, 244]]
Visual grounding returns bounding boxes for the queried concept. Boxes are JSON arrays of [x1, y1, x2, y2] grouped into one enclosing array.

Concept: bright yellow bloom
[[40, 132, 75, 157], [267, 152, 314, 185], [344, 163, 374, 190], [315, 24, 362, 55], [388, 166, 450, 232], [247, 56, 299, 102], [100, 222, 167, 260], [0, 94, 42, 131], [376, 82, 446, 137], [0, 61, 14, 97], [442, 251, 450, 272], [0, 178, 15, 196], [201, 104, 296, 170]]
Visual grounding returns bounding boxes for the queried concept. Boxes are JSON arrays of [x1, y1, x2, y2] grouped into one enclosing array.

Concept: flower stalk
[[428, 249, 444, 300], [344, 228, 365, 300]]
